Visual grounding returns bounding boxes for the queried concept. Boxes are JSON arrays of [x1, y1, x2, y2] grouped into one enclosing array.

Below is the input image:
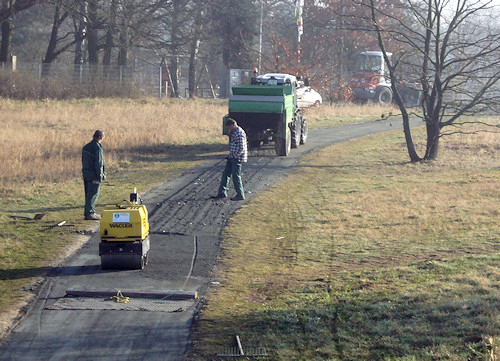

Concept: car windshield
[[354, 54, 383, 73]]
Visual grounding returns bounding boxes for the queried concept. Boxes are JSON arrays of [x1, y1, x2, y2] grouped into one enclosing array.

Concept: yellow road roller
[[99, 190, 150, 269]]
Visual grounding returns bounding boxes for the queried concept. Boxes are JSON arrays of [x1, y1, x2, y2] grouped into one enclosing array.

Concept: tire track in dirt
[[148, 154, 277, 237]]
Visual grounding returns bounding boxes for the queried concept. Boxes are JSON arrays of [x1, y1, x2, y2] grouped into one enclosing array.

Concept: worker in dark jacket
[[82, 130, 106, 220]]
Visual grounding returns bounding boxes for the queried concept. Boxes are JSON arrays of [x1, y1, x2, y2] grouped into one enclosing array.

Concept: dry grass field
[[0, 98, 228, 186]]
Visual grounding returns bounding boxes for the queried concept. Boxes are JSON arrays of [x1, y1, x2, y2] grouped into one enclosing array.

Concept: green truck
[[224, 73, 308, 156]]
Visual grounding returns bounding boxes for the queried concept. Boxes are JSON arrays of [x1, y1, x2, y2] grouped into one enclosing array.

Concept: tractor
[[223, 73, 308, 156]]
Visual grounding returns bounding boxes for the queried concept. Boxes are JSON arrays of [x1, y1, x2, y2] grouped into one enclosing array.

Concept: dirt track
[[0, 118, 417, 360]]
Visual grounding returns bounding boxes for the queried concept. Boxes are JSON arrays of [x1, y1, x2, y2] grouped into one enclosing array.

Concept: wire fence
[[1, 61, 163, 98]]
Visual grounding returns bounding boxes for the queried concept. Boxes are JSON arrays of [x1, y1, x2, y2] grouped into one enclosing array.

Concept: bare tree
[[212, 0, 258, 68], [73, 0, 86, 65], [1, 0, 42, 62], [86, 0, 99, 65], [368, 0, 500, 161], [102, 0, 117, 66], [115, 0, 163, 66], [187, 1, 208, 98], [43, 0, 79, 65]]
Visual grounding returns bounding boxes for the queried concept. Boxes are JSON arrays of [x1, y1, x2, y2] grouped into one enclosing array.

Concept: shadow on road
[[0, 264, 117, 281]]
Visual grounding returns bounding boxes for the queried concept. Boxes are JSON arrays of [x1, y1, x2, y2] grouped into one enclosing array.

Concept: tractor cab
[[349, 51, 393, 105]]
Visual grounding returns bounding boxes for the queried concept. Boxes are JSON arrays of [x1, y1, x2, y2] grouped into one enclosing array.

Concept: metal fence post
[[159, 67, 162, 98]]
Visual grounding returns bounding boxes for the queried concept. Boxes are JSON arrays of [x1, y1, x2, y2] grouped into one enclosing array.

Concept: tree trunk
[[169, 56, 179, 97], [87, 0, 99, 65], [117, 1, 130, 68], [391, 75, 421, 162], [73, 2, 86, 65], [402, 113, 422, 162], [102, 0, 118, 66], [43, 5, 61, 65], [117, 20, 129, 66], [0, 18, 12, 63], [337, 0, 345, 101], [424, 120, 440, 160], [188, 38, 200, 98], [169, 0, 182, 97], [102, 32, 112, 66]]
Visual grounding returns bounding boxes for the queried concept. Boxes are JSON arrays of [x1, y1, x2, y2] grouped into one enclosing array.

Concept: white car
[[297, 86, 322, 108], [255, 73, 298, 86]]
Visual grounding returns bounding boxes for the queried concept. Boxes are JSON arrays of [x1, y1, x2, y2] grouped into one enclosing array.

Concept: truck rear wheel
[[275, 126, 291, 156], [300, 118, 308, 144], [291, 121, 301, 149]]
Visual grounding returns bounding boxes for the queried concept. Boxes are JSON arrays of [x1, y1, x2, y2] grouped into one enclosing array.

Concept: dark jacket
[[82, 139, 105, 181]]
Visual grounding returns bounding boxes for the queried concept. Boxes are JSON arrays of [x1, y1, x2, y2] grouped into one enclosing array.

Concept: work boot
[[230, 195, 245, 201], [85, 214, 101, 220], [210, 194, 227, 199]]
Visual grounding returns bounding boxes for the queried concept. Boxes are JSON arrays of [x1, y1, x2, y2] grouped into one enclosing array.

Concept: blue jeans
[[218, 158, 244, 197]]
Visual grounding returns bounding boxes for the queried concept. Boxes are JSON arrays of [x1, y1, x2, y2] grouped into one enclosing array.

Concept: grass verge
[[190, 122, 500, 360]]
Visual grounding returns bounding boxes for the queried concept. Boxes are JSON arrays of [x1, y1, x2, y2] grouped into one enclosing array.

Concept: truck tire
[[275, 126, 291, 156], [377, 87, 392, 106], [291, 120, 301, 149], [300, 117, 308, 145]]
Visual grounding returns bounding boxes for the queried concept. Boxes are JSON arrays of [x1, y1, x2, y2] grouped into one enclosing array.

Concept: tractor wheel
[[300, 118, 308, 145], [275, 126, 291, 156], [291, 120, 301, 149], [377, 87, 393, 106]]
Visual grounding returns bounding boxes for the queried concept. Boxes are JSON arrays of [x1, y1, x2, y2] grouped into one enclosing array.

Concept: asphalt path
[[0, 117, 421, 360]]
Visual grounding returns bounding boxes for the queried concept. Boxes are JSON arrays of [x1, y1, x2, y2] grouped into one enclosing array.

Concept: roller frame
[[99, 236, 150, 270]]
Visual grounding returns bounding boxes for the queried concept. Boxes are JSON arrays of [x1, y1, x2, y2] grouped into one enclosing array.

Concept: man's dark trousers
[[84, 180, 101, 217], [218, 158, 244, 197]]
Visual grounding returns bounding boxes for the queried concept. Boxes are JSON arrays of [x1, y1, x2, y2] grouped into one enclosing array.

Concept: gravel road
[[0, 118, 418, 360]]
